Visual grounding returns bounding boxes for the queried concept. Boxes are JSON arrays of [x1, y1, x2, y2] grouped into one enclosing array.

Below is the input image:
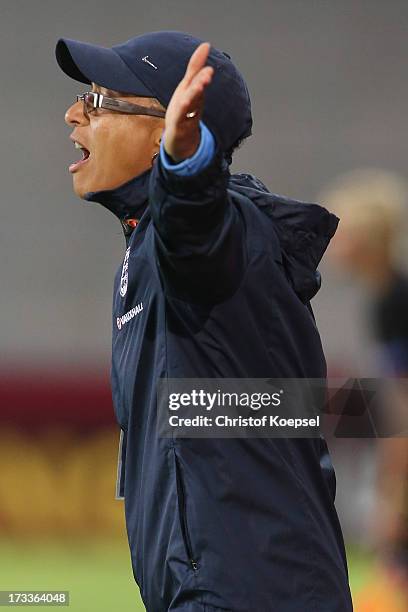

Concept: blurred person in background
[[320, 169, 408, 611], [56, 30, 353, 612]]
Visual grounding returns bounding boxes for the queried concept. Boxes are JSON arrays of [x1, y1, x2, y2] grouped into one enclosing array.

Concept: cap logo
[[142, 55, 158, 70]]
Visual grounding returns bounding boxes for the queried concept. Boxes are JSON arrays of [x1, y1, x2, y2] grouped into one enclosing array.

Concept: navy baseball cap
[[56, 30, 252, 153]]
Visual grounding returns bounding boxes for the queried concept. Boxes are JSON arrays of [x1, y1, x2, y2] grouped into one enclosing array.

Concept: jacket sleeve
[[148, 145, 246, 304]]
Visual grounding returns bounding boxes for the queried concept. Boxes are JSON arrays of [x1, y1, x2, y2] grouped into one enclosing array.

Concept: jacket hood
[[228, 173, 339, 303]]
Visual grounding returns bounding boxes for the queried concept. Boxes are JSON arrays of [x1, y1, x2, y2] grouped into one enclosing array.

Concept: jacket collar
[[84, 167, 151, 240]]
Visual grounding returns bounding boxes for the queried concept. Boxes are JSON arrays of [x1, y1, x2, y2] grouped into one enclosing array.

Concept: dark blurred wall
[[1, 0, 408, 370]]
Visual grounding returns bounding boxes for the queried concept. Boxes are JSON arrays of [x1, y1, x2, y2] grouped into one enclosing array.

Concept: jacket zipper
[[174, 452, 198, 571]]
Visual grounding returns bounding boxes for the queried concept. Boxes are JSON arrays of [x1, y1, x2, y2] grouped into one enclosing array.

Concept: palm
[[163, 42, 214, 162]]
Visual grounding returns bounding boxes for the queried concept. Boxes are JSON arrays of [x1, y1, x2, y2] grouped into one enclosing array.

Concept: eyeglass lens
[[76, 93, 97, 115], [84, 92, 96, 114]]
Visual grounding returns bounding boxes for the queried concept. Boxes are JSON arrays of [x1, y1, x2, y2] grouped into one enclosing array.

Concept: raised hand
[[163, 42, 214, 163]]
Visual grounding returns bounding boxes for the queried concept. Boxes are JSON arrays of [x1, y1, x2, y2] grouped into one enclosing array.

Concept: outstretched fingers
[[183, 66, 214, 112], [162, 41, 214, 161], [183, 42, 212, 86]]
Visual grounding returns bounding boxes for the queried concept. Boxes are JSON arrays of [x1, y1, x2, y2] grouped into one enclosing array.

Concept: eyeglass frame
[[76, 91, 166, 118]]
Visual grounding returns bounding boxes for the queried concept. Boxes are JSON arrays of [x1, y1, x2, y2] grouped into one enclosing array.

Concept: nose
[[65, 100, 88, 126]]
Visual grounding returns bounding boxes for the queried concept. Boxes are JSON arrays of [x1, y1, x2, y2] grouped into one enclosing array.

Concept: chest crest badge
[[120, 247, 131, 297]]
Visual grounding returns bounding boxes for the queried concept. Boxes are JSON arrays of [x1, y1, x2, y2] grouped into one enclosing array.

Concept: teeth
[[74, 142, 82, 149]]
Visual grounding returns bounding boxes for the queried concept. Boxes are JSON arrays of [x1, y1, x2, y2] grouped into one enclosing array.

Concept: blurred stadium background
[[1, 1, 408, 609]]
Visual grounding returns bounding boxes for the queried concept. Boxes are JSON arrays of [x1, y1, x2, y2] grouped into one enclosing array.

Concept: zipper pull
[[191, 559, 198, 571]]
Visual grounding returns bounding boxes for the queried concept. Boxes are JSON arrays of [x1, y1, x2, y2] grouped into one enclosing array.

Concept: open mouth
[[69, 141, 91, 173]]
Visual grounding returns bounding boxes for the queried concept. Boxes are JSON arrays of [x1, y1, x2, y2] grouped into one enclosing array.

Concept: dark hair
[[224, 135, 248, 165]]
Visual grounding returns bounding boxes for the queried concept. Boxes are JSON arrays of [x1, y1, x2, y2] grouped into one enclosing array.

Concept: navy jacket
[[87, 147, 353, 611]]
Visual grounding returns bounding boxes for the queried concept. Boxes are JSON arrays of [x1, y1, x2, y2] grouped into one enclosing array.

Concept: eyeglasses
[[76, 92, 166, 118]]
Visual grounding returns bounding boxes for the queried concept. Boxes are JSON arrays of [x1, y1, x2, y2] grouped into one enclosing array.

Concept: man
[[56, 30, 353, 611]]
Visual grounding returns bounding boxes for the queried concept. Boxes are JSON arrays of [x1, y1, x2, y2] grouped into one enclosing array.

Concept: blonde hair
[[319, 169, 408, 252]]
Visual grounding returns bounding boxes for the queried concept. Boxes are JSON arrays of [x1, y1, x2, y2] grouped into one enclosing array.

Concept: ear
[[152, 124, 164, 149]]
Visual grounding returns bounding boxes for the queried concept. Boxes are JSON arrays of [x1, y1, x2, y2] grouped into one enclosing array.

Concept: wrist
[[163, 129, 201, 163]]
